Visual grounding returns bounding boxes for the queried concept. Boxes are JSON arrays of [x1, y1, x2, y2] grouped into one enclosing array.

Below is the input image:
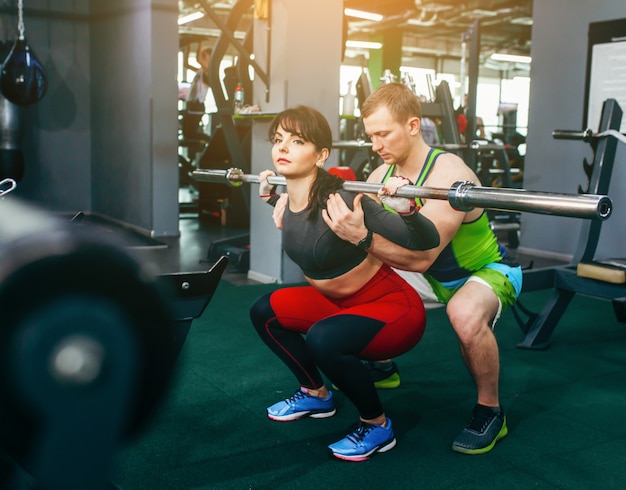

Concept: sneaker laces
[[345, 422, 376, 444], [465, 405, 498, 434], [286, 390, 307, 404]]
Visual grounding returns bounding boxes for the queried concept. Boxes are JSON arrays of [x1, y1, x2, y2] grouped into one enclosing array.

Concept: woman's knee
[[306, 320, 351, 367], [305, 321, 331, 356], [249, 292, 275, 333], [306, 315, 376, 364]]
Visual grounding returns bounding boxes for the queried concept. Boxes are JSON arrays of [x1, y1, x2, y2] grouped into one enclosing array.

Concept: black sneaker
[[366, 361, 401, 389], [452, 404, 508, 454]]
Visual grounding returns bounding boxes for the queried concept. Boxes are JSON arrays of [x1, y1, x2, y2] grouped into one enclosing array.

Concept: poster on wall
[[584, 18, 626, 133]]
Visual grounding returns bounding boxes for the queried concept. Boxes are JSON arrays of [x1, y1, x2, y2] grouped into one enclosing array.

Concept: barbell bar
[[192, 168, 613, 221], [332, 140, 515, 152], [552, 128, 626, 145]]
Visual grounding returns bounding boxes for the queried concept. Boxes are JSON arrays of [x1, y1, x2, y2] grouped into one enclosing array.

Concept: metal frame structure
[[515, 98, 625, 349]]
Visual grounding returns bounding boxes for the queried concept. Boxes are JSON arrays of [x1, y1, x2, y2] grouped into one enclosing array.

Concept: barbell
[[192, 168, 613, 221]]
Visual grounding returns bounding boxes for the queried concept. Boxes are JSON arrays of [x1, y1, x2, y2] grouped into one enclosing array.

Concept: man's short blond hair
[[361, 82, 422, 124]]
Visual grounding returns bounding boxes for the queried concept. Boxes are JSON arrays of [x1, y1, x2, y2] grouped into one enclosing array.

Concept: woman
[[250, 105, 439, 461]]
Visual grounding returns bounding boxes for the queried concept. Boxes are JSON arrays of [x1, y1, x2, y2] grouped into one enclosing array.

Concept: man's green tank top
[[381, 148, 505, 282]]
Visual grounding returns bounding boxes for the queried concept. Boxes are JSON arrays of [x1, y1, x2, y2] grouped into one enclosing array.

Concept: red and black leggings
[[250, 265, 427, 420]]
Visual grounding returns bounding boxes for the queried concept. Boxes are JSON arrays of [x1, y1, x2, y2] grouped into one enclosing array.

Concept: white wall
[[247, 0, 343, 284]]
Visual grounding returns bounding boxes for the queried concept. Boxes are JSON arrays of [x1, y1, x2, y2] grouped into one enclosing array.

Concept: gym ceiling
[[178, 0, 533, 67]]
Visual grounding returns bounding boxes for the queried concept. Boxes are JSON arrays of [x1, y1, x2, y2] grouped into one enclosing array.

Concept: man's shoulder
[[426, 151, 478, 185], [432, 150, 472, 169]]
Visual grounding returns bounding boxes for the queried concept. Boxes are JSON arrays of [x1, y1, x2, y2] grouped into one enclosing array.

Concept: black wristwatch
[[357, 229, 373, 251]]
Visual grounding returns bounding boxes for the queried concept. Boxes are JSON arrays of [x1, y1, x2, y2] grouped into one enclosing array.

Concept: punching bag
[[0, 92, 24, 181], [1, 38, 47, 107], [0, 0, 47, 107]]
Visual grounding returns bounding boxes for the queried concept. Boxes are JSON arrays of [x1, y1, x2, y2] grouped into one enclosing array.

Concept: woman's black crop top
[[281, 189, 439, 280]]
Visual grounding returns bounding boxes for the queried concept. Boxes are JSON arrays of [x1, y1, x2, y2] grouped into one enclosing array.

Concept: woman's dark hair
[[269, 105, 344, 219]]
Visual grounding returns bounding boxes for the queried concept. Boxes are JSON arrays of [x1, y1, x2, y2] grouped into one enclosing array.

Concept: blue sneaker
[[328, 419, 396, 461], [267, 389, 336, 422]]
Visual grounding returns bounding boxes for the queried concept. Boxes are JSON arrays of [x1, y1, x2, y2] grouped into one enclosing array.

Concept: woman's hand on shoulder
[[323, 193, 367, 246]]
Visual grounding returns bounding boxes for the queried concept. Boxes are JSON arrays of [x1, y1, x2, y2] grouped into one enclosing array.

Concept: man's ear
[[408, 116, 421, 136]]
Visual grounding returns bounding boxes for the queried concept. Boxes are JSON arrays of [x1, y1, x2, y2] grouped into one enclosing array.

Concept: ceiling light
[[178, 26, 246, 40], [344, 8, 383, 22], [462, 9, 498, 17], [345, 40, 383, 50], [490, 53, 532, 63], [419, 4, 454, 13], [178, 11, 205, 25], [510, 17, 533, 26]]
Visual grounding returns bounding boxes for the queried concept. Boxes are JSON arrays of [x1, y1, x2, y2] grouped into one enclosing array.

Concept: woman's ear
[[317, 147, 330, 167]]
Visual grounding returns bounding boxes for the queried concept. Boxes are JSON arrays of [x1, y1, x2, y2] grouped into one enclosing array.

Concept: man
[[322, 82, 522, 455]]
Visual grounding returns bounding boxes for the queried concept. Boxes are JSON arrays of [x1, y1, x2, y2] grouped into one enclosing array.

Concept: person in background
[[182, 46, 213, 139], [457, 93, 486, 141], [249, 105, 440, 461], [321, 83, 522, 455], [418, 95, 440, 146]]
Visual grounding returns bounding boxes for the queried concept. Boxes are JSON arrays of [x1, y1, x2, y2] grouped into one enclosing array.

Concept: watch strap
[[357, 229, 373, 251]]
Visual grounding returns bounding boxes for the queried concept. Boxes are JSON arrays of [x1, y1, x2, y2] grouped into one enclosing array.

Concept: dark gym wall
[[11, 0, 179, 237], [521, 0, 626, 260], [10, 1, 92, 210], [90, 0, 179, 237]]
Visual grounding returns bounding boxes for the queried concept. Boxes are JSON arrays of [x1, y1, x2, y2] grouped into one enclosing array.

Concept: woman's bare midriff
[[306, 254, 383, 299]]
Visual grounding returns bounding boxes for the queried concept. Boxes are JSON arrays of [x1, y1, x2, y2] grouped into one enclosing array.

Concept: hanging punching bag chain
[[17, 0, 25, 40]]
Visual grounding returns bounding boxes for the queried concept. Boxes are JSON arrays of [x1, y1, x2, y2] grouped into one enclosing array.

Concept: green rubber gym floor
[[115, 282, 626, 489]]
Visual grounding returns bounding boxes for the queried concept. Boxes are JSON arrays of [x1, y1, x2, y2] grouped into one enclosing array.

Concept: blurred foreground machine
[[0, 199, 227, 489]]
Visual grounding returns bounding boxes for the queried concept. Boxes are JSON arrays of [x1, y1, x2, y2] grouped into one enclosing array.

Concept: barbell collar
[[192, 168, 612, 221], [448, 181, 476, 212]]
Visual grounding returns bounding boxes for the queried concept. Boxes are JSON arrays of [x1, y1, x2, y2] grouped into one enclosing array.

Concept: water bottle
[[234, 83, 244, 113], [342, 81, 355, 117]]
